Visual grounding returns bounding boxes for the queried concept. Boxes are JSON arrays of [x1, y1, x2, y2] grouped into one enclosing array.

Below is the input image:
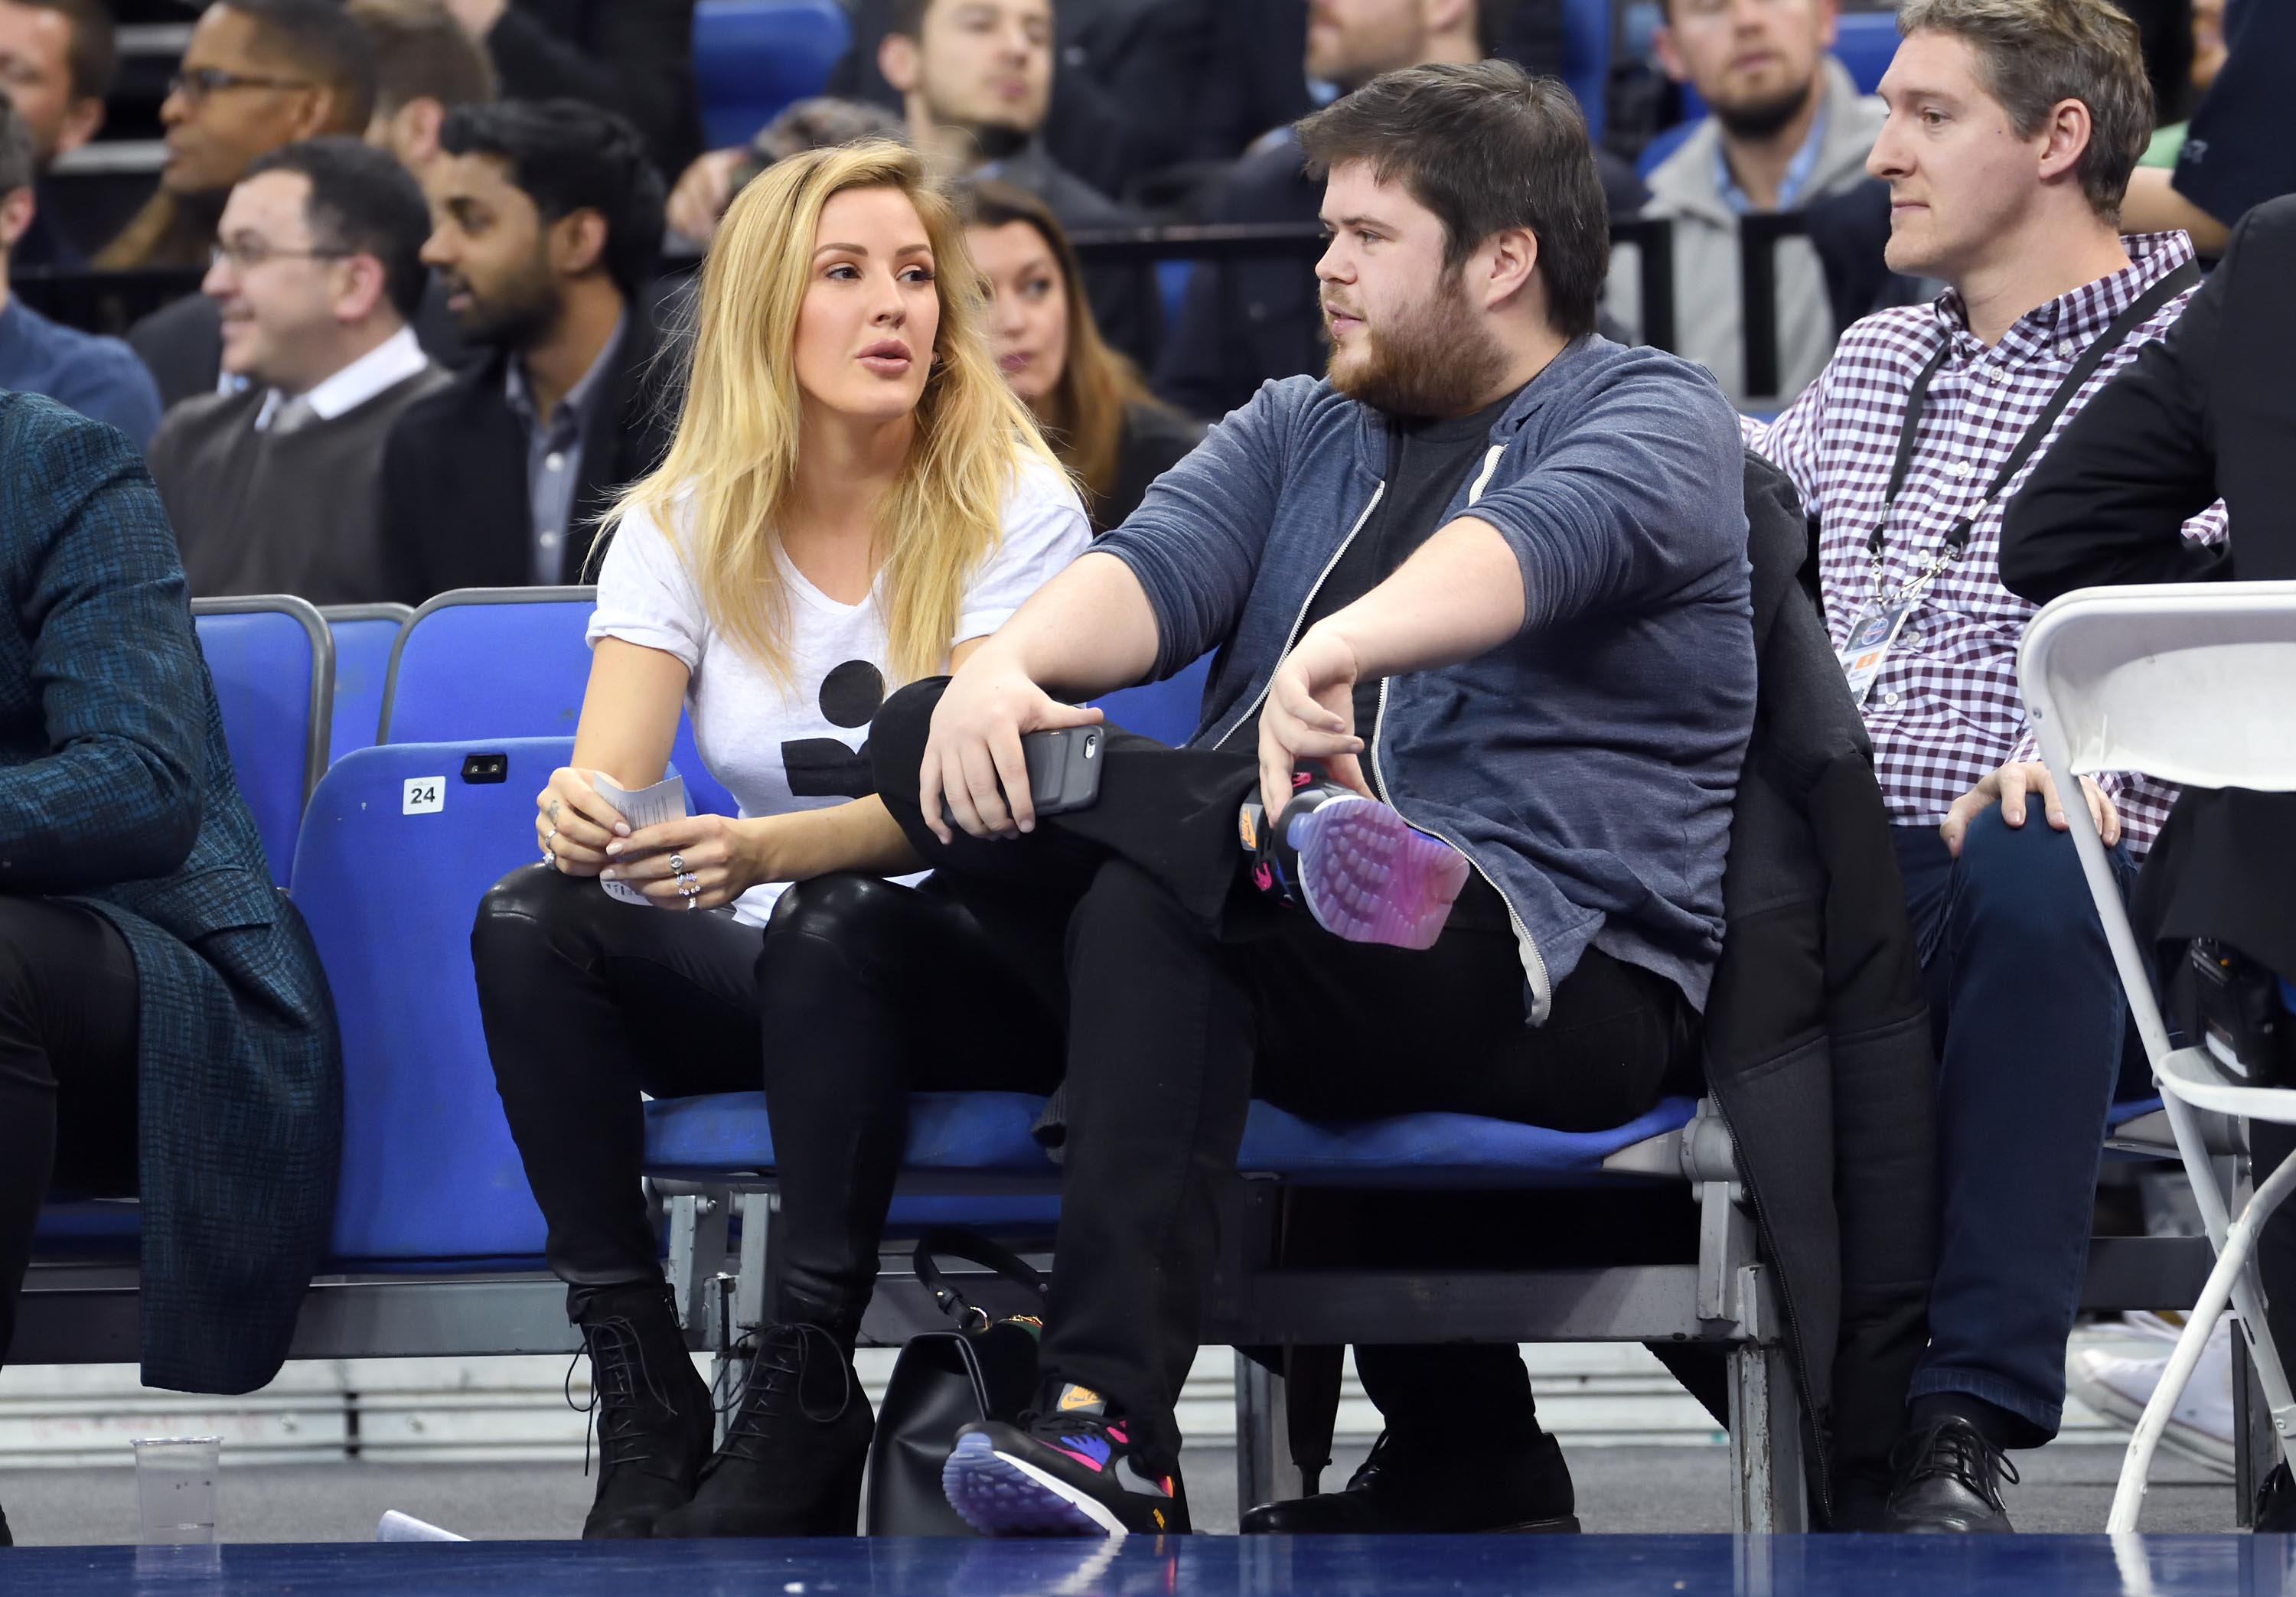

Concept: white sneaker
[[2067, 1317, 2237, 1478]]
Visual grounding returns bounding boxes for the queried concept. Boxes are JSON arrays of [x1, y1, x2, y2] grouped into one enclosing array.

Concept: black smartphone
[[1019, 725, 1104, 816], [939, 726, 1104, 827]]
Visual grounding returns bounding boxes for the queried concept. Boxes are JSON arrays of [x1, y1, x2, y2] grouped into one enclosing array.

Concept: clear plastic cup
[[132, 1436, 220, 1546]]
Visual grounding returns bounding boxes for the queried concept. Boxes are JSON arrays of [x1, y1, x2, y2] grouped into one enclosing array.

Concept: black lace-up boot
[[652, 1323, 876, 1537], [571, 1280, 715, 1539], [1883, 1416, 2019, 1532]]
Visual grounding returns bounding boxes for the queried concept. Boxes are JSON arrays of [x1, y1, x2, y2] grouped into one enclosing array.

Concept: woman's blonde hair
[[609, 139, 1055, 689]]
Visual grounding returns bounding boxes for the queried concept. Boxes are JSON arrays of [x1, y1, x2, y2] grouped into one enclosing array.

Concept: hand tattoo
[[547, 799, 561, 824]]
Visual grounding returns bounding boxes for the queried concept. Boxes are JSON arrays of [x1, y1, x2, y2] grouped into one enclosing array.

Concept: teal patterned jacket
[[0, 392, 341, 1393]]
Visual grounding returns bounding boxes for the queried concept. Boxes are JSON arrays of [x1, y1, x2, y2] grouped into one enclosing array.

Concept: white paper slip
[[377, 1510, 467, 1542], [588, 772, 690, 907]]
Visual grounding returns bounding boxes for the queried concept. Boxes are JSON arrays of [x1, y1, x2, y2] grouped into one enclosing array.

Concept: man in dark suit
[[0, 393, 341, 1548], [439, 0, 701, 187], [2001, 191, 2296, 1526], [381, 98, 670, 605]]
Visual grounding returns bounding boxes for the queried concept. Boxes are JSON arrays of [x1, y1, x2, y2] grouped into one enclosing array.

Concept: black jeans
[[866, 680, 1697, 1462], [0, 897, 140, 1367], [470, 864, 1064, 1331]]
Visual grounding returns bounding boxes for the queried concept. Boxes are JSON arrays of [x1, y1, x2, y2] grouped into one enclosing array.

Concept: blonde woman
[[469, 141, 1087, 1542]]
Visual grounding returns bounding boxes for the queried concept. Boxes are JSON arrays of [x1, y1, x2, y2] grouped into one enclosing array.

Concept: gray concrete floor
[[0, 1445, 2237, 1545]]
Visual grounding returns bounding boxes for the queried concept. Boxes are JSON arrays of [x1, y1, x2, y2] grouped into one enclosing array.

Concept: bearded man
[[855, 60, 1756, 1538]]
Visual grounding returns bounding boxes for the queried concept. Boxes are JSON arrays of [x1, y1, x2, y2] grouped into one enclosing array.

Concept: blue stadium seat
[[380, 588, 739, 820], [292, 739, 571, 1262], [320, 603, 411, 766], [1561, 0, 1611, 139], [643, 1090, 1699, 1191], [1834, 10, 1900, 95], [1092, 653, 1212, 748], [691, 0, 853, 150], [192, 595, 331, 887]]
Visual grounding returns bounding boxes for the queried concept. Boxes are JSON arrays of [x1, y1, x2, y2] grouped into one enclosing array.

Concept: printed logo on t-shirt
[[783, 659, 885, 799]]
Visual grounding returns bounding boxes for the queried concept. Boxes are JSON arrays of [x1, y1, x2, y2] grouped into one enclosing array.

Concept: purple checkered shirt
[[1747, 231, 2224, 858]]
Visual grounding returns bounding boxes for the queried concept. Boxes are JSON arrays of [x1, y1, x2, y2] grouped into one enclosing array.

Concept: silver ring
[[667, 852, 686, 875], [545, 825, 559, 847], [542, 848, 557, 870], [676, 871, 699, 896]]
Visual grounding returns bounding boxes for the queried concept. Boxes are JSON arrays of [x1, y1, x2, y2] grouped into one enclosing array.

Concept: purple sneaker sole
[[1288, 797, 1470, 950], [942, 1432, 1121, 1537]]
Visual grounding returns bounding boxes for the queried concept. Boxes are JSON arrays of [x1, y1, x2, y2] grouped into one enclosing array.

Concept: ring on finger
[[543, 847, 558, 870], [676, 870, 700, 896], [667, 852, 687, 875]]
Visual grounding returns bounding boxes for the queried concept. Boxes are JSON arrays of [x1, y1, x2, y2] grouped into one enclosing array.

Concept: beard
[[1714, 75, 1818, 142], [1324, 269, 1507, 420], [444, 261, 563, 350]]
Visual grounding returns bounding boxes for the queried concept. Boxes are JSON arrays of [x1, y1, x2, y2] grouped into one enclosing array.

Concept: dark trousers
[[1894, 811, 2137, 1446], [470, 864, 1064, 1328], [868, 680, 1696, 1462], [0, 898, 140, 1367]]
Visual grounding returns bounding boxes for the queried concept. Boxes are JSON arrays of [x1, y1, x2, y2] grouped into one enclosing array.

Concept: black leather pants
[[471, 864, 1063, 1338]]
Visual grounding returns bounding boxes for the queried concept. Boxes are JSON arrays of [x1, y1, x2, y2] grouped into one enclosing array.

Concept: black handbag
[[863, 1230, 1049, 1536]]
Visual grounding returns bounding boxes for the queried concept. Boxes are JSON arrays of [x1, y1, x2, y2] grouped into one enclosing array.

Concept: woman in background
[[959, 180, 1202, 533]]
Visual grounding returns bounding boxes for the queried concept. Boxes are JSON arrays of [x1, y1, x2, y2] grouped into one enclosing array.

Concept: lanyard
[[1866, 259, 2200, 601]]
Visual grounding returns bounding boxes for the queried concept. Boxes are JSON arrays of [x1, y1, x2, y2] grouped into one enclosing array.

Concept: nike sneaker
[[941, 1384, 1190, 1537], [1239, 780, 1468, 950]]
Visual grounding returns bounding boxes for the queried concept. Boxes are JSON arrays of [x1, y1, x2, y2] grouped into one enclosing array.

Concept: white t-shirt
[[588, 451, 1089, 924]]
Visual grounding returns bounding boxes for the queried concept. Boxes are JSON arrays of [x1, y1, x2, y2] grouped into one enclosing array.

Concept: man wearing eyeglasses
[[144, 137, 446, 605], [99, 0, 374, 275]]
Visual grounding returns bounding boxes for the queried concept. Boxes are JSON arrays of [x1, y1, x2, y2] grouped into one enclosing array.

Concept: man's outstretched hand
[[920, 645, 1101, 842], [1259, 625, 1371, 820]]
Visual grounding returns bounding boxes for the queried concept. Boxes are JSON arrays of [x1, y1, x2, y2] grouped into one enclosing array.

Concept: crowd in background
[[0, 0, 2283, 613]]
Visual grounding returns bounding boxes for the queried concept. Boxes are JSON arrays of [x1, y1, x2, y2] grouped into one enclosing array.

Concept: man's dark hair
[[1296, 60, 1609, 338], [227, 0, 380, 130], [887, 0, 931, 40], [5, 0, 116, 103], [439, 98, 667, 301], [246, 135, 432, 318], [344, 0, 495, 117], [0, 92, 33, 196]]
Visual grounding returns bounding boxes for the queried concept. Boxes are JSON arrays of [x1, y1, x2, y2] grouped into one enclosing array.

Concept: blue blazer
[[0, 393, 341, 1393]]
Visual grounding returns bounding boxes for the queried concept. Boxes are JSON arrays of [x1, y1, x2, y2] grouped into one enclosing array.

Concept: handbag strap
[[914, 1228, 1051, 1333]]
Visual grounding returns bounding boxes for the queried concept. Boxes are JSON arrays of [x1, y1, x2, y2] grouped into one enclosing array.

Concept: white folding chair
[[2016, 581, 2296, 1531]]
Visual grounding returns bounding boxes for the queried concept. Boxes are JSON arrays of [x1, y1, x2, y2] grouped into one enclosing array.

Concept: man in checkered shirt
[[1747, 0, 2219, 1533]]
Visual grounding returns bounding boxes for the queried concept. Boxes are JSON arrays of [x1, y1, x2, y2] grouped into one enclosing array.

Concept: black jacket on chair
[[1691, 452, 1937, 1527], [2001, 195, 2296, 986], [377, 307, 674, 606]]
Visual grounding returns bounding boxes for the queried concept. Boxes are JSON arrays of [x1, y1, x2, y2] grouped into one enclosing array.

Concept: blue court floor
[[4, 1534, 2291, 1597]]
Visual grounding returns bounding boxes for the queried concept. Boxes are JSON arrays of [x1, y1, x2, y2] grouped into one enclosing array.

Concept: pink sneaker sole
[[1287, 797, 1470, 950]]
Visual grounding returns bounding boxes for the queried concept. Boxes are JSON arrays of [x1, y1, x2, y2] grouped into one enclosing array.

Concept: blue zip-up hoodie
[[1094, 334, 1755, 1020]]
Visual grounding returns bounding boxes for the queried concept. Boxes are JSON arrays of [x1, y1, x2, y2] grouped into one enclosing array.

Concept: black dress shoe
[[2255, 1462, 2296, 1531], [1240, 1428, 1581, 1534], [1882, 1418, 2017, 1533]]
